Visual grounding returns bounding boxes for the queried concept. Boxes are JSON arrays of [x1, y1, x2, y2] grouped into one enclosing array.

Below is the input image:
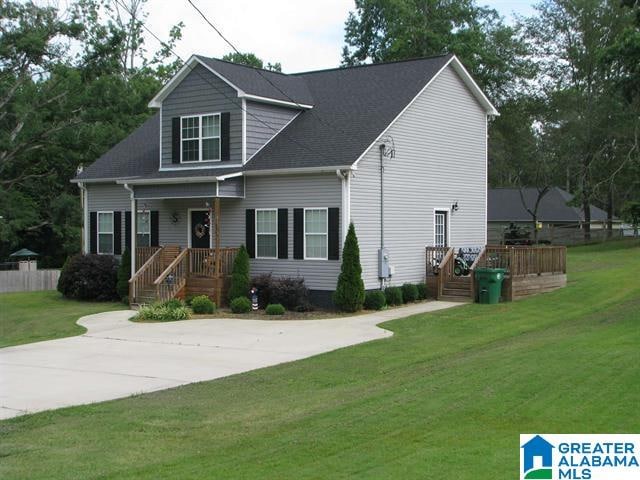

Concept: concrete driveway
[[0, 301, 459, 419]]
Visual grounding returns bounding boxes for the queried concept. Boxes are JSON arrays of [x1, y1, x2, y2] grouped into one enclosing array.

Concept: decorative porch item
[[250, 287, 258, 311]]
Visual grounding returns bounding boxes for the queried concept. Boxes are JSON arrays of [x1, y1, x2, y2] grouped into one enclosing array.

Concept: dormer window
[[181, 113, 220, 162]]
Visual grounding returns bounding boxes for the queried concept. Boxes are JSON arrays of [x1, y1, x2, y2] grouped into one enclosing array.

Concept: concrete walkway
[[0, 301, 460, 419]]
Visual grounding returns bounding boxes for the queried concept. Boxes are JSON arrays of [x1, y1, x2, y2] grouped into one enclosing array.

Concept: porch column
[[214, 197, 221, 307], [124, 183, 136, 276]]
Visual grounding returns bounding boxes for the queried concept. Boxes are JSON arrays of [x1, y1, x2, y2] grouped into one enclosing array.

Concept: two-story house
[[72, 53, 498, 306]]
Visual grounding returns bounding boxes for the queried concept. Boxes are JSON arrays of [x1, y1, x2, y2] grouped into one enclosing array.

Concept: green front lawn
[[0, 291, 124, 348], [1, 240, 639, 479]]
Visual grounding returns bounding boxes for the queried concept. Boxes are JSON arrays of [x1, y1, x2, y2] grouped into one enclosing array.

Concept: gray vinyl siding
[[218, 176, 244, 197], [86, 183, 130, 254], [220, 174, 342, 290], [135, 183, 216, 200], [161, 63, 242, 168], [350, 65, 488, 289], [245, 101, 299, 158], [88, 175, 342, 290]]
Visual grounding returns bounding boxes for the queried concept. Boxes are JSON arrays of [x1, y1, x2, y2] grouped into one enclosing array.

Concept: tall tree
[[222, 52, 282, 72]]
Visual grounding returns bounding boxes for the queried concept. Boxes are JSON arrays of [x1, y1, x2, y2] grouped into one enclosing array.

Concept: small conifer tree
[[227, 244, 251, 301], [333, 223, 365, 312]]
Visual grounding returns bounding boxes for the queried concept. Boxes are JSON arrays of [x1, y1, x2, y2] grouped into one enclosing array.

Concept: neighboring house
[[488, 187, 621, 245], [72, 53, 497, 306]]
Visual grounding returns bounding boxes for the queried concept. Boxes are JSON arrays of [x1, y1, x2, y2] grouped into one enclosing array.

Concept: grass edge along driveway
[[0, 240, 639, 479]]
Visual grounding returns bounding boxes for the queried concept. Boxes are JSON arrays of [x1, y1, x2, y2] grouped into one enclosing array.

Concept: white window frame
[[303, 207, 328, 260], [97, 211, 114, 255], [180, 113, 221, 163], [136, 210, 152, 247], [433, 208, 450, 248], [255, 208, 278, 259]]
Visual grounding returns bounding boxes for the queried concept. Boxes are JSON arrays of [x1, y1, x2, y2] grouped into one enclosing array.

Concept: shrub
[[184, 295, 195, 306], [228, 245, 250, 302], [270, 277, 310, 311], [190, 295, 216, 314], [333, 223, 365, 312], [251, 273, 273, 308], [135, 303, 191, 322], [384, 286, 403, 306], [230, 296, 252, 314], [364, 290, 386, 310], [416, 282, 428, 300], [265, 303, 286, 315], [401, 283, 419, 303], [162, 298, 184, 309], [116, 248, 131, 303], [57, 254, 119, 301]]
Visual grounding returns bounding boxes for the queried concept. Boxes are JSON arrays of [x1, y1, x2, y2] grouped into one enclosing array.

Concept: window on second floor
[[181, 113, 220, 162]]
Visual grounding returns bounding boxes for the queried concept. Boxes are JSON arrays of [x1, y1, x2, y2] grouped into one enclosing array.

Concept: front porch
[[425, 245, 567, 302], [130, 245, 239, 306]]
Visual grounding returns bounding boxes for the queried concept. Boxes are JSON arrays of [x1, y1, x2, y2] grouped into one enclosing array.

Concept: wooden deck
[[426, 245, 567, 302], [129, 246, 238, 306]]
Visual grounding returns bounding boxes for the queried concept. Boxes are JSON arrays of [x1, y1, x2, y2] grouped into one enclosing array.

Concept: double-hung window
[[304, 208, 328, 260], [181, 113, 220, 162], [256, 209, 277, 258], [137, 211, 151, 247], [97, 211, 114, 254]]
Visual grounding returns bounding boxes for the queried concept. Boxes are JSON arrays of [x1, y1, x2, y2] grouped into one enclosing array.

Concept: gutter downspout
[[123, 183, 136, 277], [336, 169, 351, 244], [379, 145, 385, 289], [78, 182, 88, 254]]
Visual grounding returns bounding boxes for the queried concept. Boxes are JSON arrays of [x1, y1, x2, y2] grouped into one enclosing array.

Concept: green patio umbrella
[[9, 248, 39, 259]]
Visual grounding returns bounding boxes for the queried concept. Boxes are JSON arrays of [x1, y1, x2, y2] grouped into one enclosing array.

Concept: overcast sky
[[46, 0, 537, 73]]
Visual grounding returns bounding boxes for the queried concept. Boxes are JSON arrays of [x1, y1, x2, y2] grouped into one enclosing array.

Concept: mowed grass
[[1, 241, 639, 479], [0, 291, 124, 348]]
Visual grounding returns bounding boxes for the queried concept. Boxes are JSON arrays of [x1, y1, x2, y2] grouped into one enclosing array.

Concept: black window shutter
[[328, 208, 340, 260], [245, 209, 255, 258], [150, 211, 159, 246], [293, 208, 304, 260], [172, 117, 180, 164], [221, 112, 231, 161], [114, 211, 122, 255], [124, 211, 131, 250], [277, 208, 288, 259], [89, 212, 97, 254]]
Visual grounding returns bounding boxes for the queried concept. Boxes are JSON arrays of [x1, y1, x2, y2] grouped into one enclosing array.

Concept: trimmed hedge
[[416, 282, 428, 300], [230, 296, 252, 314], [135, 303, 191, 321], [384, 286, 403, 306], [251, 275, 310, 311], [265, 303, 286, 315], [251, 273, 273, 309], [190, 295, 216, 314], [58, 254, 119, 301], [401, 283, 419, 303], [364, 290, 386, 310]]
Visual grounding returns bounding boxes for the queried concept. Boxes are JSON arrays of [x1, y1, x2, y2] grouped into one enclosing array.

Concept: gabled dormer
[[148, 55, 313, 171]]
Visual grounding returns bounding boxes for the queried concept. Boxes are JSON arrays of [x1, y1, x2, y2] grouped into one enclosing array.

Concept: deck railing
[[129, 247, 164, 303], [135, 246, 161, 271], [154, 248, 189, 303], [425, 247, 450, 276], [478, 245, 566, 276]]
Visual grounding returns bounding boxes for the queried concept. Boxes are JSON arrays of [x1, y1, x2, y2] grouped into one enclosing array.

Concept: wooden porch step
[[438, 295, 472, 303]]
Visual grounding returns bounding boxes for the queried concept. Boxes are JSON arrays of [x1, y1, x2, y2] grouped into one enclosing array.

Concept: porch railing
[[425, 247, 450, 276], [135, 246, 161, 270], [129, 247, 164, 303], [154, 248, 189, 303], [188, 247, 238, 277]]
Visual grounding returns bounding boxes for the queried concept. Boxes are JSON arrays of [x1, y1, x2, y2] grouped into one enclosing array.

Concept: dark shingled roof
[[196, 56, 314, 106], [76, 54, 454, 181], [245, 54, 452, 171], [488, 187, 610, 223]]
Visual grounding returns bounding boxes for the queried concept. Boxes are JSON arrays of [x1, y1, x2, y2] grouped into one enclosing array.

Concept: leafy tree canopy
[[222, 52, 282, 72]]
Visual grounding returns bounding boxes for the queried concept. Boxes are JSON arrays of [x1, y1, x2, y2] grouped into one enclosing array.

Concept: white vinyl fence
[[0, 269, 60, 293]]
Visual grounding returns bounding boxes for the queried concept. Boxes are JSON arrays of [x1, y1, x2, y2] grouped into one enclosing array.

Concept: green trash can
[[475, 267, 506, 304]]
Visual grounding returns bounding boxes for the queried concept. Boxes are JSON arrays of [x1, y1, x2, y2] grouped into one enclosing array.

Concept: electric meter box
[[378, 248, 391, 278]]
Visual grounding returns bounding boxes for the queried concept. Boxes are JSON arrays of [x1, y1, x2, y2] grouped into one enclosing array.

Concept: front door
[[190, 210, 211, 248], [435, 210, 448, 247]]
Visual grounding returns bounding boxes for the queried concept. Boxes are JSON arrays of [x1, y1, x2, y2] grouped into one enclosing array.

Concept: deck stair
[[440, 276, 473, 302]]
